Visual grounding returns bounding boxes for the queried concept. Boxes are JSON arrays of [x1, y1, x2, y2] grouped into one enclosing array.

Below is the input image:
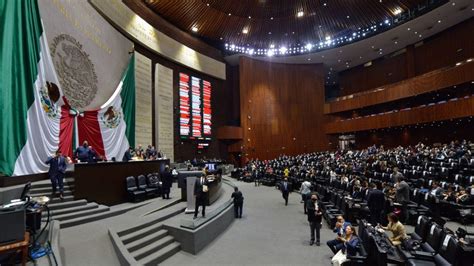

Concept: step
[[49, 195, 74, 204], [45, 205, 109, 221], [45, 203, 99, 217], [47, 199, 87, 211], [121, 223, 164, 245], [30, 185, 74, 195], [138, 241, 181, 266], [60, 209, 122, 229], [31, 178, 74, 189], [126, 229, 168, 253], [131, 235, 175, 261], [31, 190, 73, 198]]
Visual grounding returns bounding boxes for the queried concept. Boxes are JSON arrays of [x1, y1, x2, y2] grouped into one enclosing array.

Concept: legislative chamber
[[0, 0, 473, 265]]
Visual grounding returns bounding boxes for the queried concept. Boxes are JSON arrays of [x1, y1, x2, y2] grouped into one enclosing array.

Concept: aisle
[[162, 181, 335, 265]]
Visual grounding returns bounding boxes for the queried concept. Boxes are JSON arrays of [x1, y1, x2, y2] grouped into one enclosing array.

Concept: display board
[[179, 72, 212, 141]]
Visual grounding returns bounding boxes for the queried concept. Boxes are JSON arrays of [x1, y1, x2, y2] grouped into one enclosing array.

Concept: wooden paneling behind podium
[[239, 57, 328, 160]]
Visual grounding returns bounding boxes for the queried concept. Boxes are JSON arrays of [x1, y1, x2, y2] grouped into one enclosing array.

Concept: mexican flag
[[0, 0, 64, 176], [76, 55, 135, 162]]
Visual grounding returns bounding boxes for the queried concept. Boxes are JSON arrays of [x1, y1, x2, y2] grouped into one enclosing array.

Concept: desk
[[0, 232, 29, 266], [74, 159, 170, 205]]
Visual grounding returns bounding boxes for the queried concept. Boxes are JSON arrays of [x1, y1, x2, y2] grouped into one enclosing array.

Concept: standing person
[[161, 166, 172, 199], [194, 175, 209, 219], [122, 147, 134, 162], [45, 150, 67, 199], [300, 179, 312, 213], [392, 167, 404, 183], [367, 182, 385, 225], [280, 177, 292, 206], [231, 187, 244, 218], [75, 140, 90, 162], [306, 194, 323, 246], [395, 177, 410, 223], [331, 225, 360, 266]]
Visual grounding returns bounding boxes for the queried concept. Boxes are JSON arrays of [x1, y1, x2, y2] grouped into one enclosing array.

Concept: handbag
[[202, 185, 209, 193]]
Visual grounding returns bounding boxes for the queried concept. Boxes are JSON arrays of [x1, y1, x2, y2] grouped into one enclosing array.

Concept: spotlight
[[305, 43, 313, 51], [279, 47, 287, 54], [297, 11, 304, 17], [192, 26, 198, 32], [267, 50, 274, 57], [242, 28, 249, 34]]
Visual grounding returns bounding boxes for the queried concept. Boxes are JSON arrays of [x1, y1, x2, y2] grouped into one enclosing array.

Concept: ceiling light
[[279, 47, 287, 54], [297, 11, 304, 17], [438, 20, 442, 23], [248, 16, 251, 19], [267, 50, 274, 57], [307, 58, 311, 61], [228, 13, 231, 16], [192, 26, 198, 32], [270, 17, 274, 20], [323, 3, 327, 6], [206, 3, 209, 6], [270, 44, 275, 49], [305, 43, 313, 50], [242, 28, 249, 34], [467, 58, 473, 62], [393, 8, 402, 15]]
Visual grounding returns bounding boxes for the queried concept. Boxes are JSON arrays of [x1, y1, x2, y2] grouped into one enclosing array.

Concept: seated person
[[331, 225, 360, 266], [443, 186, 456, 202], [456, 188, 469, 204], [327, 215, 352, 254], [429, 182, 443, 197], [352, 186, 363, 200], [381, 212, 407, 246]]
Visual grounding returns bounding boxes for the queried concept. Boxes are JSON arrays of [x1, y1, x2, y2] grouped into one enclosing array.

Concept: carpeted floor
[[162, 181, 337, 266]]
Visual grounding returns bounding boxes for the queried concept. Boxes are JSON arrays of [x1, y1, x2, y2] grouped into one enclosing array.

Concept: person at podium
[[75, 141, 91, 162], [194, 175, 209, 219]]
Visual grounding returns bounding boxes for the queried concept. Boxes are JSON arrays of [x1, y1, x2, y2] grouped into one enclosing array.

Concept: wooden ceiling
[[144, 0, 430, 50]]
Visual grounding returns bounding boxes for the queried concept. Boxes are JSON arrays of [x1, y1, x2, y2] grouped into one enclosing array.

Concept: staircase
[[116, 223, 181, 265], [30, 178, 114, 228]]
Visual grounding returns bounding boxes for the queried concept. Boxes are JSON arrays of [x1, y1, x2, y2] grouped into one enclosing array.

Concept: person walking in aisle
[[300, 179, 312, 214], [231, 187, 244, 218], [306, 193, 323, 246], [280, 177, 292, 206], [194, 175, 209, 219]]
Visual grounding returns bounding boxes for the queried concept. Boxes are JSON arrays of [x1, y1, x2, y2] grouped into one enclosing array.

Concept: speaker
[[0, 206, 25, 244]]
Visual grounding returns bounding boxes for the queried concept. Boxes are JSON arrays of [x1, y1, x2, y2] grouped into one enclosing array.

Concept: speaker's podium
[[177, 171, 222, 214]]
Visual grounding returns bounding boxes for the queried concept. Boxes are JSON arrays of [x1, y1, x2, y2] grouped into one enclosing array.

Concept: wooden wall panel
[[325, 96, 474, 134], [337, 18, 474, 96], [239, 57, 328, 160], [325, 61, 474, 113]]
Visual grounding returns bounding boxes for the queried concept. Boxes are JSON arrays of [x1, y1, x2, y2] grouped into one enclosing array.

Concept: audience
[[380, 212, 407, 246], [330, 225, 359, 266], [327, 216, 352, 254]]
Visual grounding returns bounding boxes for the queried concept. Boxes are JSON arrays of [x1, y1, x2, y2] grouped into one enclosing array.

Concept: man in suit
[[45, 150, 67, 199], [326, 216, 351, 254], [75, 140, 91, 162], [231, 187, 244, 218], [306, 193, 323, 246], [194, 175, 209, 219], [122, 147, 133, 162], [367, 182, 385, 225], [395, 177, 410, 223], [161, 165, 173, 199], [280, 177, 292, 206]]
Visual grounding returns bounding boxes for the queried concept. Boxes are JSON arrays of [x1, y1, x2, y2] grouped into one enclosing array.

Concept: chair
[[126, 176, 146, 202], [146, 173, 161, 196], [137, 174, 158, 197]]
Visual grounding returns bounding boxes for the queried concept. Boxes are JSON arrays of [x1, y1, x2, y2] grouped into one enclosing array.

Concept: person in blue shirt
[[75, 141, 91, 162], [45, 150, 68, 199], [331, 225, 360, 266], [327, 215, 352, 254]]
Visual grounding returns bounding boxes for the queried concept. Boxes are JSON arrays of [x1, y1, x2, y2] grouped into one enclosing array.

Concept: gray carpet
[[162, 181, 336, 266]]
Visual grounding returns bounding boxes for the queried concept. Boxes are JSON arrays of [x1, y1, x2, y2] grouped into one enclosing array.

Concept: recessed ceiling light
[[228, 13, 231, 16], [393, 8, 402, 15], [451, 2, 455, 6], [346, 15, 350, 19], [242, 28, 249, 34], [297, 11, 304, 17], [270, 44, 275, 48], [270, 17, 274, 20], [206, 3, 209, 6], [307, 58, 311, 61], [268, 32, 272, 35], [438, 20, 442, 23], [419, 34, 422, 38], [407, 27, 411, 31], [248, 16, 251, 19], [323, 3, 327, 6], [192, 26, 198, 32]]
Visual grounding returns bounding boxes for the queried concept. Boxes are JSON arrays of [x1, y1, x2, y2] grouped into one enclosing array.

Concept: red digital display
[[179, 73, 212, 139], [202, 80, 212, 136], [179, 73, 190, 136]]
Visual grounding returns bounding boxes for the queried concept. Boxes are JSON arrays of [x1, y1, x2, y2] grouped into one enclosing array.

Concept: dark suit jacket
[[162, 171, 173, 189], [231, 191, 244, 204], [194, 177, 209, 198], [306, 199, 323, 223], [367, 189, 385, 210], [45, 155, 67, 176], [280, 181, 292, 194]]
